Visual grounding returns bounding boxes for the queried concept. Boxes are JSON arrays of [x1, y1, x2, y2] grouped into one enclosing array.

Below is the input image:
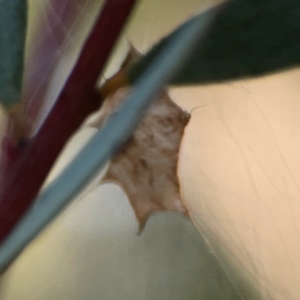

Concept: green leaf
[[128, 0, 300, 86], [0, 0, 27, 107]]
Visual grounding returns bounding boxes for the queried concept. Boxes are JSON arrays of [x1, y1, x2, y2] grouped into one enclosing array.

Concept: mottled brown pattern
[[90, 47, 191, 232]]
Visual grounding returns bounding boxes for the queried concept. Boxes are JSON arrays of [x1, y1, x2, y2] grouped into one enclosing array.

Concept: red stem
[[0, 0, 136, 244]]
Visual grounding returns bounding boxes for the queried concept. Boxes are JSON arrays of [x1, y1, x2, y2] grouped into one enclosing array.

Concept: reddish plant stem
[[0, 0, 137, 244]]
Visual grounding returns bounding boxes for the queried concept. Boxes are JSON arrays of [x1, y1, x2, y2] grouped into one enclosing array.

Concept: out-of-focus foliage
[[128, 0, 300, 85], [0, 0, 27, 107], [24, 0, 102, 133]]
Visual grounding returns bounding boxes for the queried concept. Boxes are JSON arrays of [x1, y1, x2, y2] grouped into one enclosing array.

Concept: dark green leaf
[[128, 0, 300, 85], [0, 0, 27, 107]]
